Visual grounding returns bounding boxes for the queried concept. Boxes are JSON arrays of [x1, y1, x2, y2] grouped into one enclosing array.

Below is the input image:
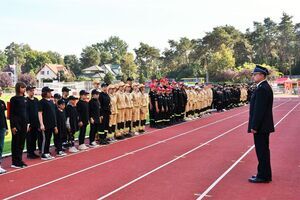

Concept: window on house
[[47, 71, 49, 75], [41, 71, 45, 75]]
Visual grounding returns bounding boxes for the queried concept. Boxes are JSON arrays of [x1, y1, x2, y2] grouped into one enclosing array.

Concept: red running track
[[0, 98, 298, 200]]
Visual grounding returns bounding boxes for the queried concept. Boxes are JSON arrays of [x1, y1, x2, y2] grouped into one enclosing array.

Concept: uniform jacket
[[248, 80, 274, 133]]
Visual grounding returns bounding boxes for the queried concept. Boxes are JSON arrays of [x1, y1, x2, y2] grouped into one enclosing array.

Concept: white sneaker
[[89, 141, 99, 148], [69, 146, 79, 153], [134, 132, 139, 136], [41, 153, 54, 160], [78, 144, 89, 150], [0, 166, 7, 174], [57, 151, 67, 157]]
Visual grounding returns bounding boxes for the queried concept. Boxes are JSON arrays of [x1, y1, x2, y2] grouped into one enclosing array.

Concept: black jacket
[[77, 100, 89, 125], [0, 100, 8, 129], [99, 92, 111, 116], [10, 96, 29, 132], [66, 104, 79, 132], [248, 80, 274, 133], [89, 98, 101, 124], [26, 97, 40, 128]]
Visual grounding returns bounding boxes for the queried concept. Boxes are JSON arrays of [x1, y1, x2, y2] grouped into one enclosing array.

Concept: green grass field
[[2, 94, 13, 154]]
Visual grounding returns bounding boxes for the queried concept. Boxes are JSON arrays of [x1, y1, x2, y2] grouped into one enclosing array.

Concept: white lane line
[[196, 101, 300, 200], [97, 122, 249, 200], [2, 101, 288, 200], [1, 104, 250, 176], [96, 99, 290, 199]]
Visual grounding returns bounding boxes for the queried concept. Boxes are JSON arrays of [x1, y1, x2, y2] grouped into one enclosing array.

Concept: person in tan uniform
[[124, 84, 133, 137], [199, 87, 205, 114], [139, 84, 148, 133], [191, 87, 198, 119], [131, 83, 141, 135], [185, 87, 192, 120], [116, 82, 126, 140], [195, 87, 202, 118], [108, 84, 118, 142], [206, 86, 213, 110]]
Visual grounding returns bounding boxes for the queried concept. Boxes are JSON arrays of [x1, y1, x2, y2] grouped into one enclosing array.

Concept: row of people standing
[[149, 80, 251, 129], [0, 80, 149, 170]]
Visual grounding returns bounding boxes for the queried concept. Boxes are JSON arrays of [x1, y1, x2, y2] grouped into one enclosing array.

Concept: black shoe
[[21, 161, 28, 167], [251, 175, 272, 182], [248, 177, 270, 183], [27, 153, 40, 159], [11, 163, 24, 169]]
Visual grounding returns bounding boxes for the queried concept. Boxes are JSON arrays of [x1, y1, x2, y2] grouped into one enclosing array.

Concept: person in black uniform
[[55, 99, 67, 157], [38, 86, 58, 160], [180, 84, 188, 120], [62, 87, 71, 105], [77, 90, 90, 150], [156, 87, 164, 128], [162, 88, 169, 126], [26, 85, 41, 159], [173, 84, 181, 123], [149, 84, 157, 128], [0, 87, 8, 173], [166, 87, 175, 125], [248, 65, 274, 183], [99, 83, 111, 145], [89, 89, 100, 147], [10, 82, 29, 168], [66, 95, 79, 153]]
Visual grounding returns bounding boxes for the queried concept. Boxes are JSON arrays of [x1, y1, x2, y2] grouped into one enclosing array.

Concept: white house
[[36, 64, 71, 87]]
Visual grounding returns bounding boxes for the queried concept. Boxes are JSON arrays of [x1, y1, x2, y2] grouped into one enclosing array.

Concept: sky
[[1, 0, 300, 56]]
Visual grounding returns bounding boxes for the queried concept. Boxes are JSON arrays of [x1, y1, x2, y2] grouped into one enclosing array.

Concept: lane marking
[[97, 122, 249, 200], [196, 101, 300, 200], [2, 100, 289, 200], [96, 100, 291, 199]]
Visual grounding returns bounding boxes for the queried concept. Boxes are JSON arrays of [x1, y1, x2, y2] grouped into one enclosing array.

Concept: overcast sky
[[1, 0, 299, 56]]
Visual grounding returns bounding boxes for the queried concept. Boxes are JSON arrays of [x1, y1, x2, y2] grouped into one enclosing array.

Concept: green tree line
[[0, 13, 299, 83]]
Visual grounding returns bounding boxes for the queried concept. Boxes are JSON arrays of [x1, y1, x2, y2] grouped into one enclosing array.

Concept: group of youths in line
[[0, 78, 250, 174], [0, 79, 149, 173], [148, 78, 250, 128]]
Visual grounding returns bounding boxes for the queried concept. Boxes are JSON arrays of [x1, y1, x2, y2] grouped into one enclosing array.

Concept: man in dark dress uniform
[[248, 65, 274, 183]]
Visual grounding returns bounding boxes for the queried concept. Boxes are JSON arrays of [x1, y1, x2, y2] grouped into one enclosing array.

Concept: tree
[[277, 13, 296, 74], [208, 44, 235, 80], [22, 50, 52, 73], [0, 73, 13, 87], [246, 18, 279, 66], [120, 53, 137, 80], [46, 51, 64, 64], [64, 55, 81, 76], [103, 72, 115, 84], [18, 73, 37, 86], [80, 46, 100, 68], [93, 36, 128, 64], [134, 42, 160, 81], [0, 50, 8, 70], [4, 42, 31, 66]]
